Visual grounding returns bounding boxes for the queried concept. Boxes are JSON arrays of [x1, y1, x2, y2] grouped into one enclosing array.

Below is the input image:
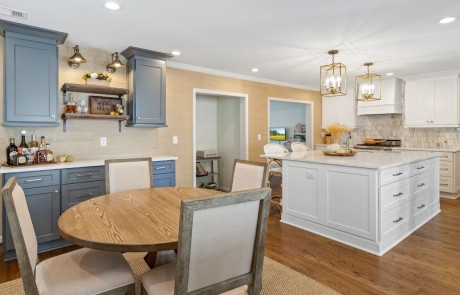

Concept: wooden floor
[[0, 192, 459, 295]]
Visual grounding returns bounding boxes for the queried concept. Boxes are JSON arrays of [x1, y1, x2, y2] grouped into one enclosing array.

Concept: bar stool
[[263, 143, 289, 211]]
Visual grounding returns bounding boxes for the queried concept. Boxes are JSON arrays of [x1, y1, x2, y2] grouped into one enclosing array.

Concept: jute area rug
[[0, 252, 340, 295]]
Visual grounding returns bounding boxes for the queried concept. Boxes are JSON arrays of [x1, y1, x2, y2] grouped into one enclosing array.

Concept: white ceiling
[[1, 0, 460, 89]]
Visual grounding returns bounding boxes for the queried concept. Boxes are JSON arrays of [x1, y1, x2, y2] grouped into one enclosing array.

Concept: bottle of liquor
[[45, 143, 54, 163], [27, 134, 39, 164], [36, 136, 47, 164], [6, 138, 18, 165], [16, 147, 27, 165], [19, 130, 28, 149]]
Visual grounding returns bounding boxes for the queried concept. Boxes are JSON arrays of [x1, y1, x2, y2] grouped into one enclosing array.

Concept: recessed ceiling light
[[439, 17, 456, 24], [171, 50, 181, 56], [386, 73, 394, 76], [105, 1, 121, 10], [251, 68, 259, 73]]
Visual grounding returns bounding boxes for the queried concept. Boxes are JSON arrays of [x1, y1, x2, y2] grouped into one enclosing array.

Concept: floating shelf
[[61, 83, 128, 103], [61, 113, 130, 133]]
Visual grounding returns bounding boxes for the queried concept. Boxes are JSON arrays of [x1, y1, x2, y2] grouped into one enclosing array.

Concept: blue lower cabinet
[[152, 160, 176, 187]]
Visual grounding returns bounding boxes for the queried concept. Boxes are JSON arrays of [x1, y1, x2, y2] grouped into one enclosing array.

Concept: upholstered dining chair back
[[3, 177, 136, 295], [263, 143, 289, 155], [105, 157, 153, 194], [2, 177, 39, 294], [230, 159, 268, 192], [291, 142, 311, 152], [140, 188, 271, 295], [176, 188, 271, 294]]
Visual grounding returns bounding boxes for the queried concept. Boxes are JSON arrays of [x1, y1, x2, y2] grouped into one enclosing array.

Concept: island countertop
[[262, 150, 438, 170], [0, 155, 178, 174]]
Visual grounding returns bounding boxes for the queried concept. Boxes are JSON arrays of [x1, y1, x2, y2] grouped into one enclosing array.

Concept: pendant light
[[106, 52, 125, 73], [68, 45, 87, 69], [355, 62, 381, 101], [320, 50, 347, 96]]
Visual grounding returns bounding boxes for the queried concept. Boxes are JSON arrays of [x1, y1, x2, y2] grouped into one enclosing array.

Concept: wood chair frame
[[229, 159, 269, 192], [105, 157, 153, 194]]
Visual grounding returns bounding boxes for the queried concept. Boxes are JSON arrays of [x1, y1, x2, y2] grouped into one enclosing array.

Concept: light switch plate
[[173, 136, 178, 144], [100, 137, 107, 146]]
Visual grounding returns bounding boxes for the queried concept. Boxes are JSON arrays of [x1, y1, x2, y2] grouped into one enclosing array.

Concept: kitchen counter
[[263, 150, 438, 170], [395, 147, 460, 152], [275, 150, 440, 256], [0, 156, 178, 173]]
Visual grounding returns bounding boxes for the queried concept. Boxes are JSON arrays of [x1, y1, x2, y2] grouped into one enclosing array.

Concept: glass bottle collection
[[6, 130, 54, 166]]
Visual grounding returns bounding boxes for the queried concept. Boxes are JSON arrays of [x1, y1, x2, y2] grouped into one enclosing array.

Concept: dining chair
[[105, 157, 153, 194], [2, 177, 135, 295], [291, 142, 311, 152], [230, 159, 268, 192], [141, 187, 272, 295], [263, 143, 289, 212]]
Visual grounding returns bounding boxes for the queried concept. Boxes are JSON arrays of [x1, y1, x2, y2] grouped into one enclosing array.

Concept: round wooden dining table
[[58, 187, 221, 267]]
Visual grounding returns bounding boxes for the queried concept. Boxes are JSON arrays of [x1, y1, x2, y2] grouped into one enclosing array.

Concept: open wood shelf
[[61, 113, 130, 133], [61, 83, 128, 96]]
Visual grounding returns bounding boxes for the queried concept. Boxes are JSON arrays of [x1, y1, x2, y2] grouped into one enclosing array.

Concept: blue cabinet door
[[126, 56, 166, 126], [4, 32, 58, 125], [152, 160, 176, 187]]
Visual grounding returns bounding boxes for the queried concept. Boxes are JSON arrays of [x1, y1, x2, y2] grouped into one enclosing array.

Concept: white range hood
[[357, 78, 403, 115]]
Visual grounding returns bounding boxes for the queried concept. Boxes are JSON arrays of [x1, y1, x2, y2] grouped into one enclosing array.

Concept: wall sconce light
[[68, 45, 87, 69], [106, 52, 125, 73]]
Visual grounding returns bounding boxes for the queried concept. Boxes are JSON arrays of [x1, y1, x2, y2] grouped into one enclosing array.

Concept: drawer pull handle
[[417, 183, 425, 187], [25, 178, 43, 183], [77, 173, 93, 177], [76, 193, 93, 198], [393, 217, 403, 223], [392, 172, 403, 176], [154, 166, 166, 170], [440, 183, 448, 186], [393, 192, 403, 197], [442, 155, 449, 158], [416, 166, 425, 170], [440, 168, 448, 170], [417, 204, 426, 209]]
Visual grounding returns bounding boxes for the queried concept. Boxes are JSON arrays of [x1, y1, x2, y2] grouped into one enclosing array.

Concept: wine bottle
[[6, 138, 18, 166], [19, 130, 28, 148]]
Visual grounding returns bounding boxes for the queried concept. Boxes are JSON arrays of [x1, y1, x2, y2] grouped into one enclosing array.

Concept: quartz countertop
[[394, 147, 460, 152], [262, 150, 437, 170], [0, 156, 178, 174]]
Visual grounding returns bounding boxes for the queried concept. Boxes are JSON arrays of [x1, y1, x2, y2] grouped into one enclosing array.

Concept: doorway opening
[[267, 97, 314, 150], [193, 89, 248, 191]]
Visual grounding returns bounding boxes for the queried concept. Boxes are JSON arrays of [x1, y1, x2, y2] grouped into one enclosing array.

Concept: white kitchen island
[[270, 150, 440, 256]]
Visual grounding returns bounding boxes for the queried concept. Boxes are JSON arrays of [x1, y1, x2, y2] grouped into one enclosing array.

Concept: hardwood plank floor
[[0, 190, 458, 295]]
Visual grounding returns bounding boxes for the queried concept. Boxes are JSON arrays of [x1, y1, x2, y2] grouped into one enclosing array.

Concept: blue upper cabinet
[[121, 47, 173, 127], [0, 20, 67, 126]]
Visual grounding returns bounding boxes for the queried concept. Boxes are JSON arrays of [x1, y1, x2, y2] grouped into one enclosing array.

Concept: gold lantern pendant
[[356, 62, 381, 101], [320, 50, 347, 96]]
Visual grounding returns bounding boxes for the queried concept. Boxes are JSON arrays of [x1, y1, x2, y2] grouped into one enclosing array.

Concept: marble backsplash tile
[[349, 114, 460, 148]]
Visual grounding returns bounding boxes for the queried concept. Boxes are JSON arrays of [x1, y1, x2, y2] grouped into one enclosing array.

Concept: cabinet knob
[[137, 117, 141, 120], [54, 190, 59, 193], [51, 115, 56, 118]]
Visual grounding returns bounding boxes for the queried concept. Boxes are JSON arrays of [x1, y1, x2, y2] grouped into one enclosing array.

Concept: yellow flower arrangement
[[324, 123, 351, 143]]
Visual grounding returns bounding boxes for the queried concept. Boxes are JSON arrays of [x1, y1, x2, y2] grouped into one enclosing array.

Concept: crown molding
[[401, 69, 460, 81], [166, 61, 319, 92]]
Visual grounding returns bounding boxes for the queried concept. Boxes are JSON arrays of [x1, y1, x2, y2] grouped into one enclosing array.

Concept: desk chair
[[263, 143, 289, 212], [2, 177, 135, 295], [105, 157, 153, 194], [230, 159, 268, 192], [291, 142, 311, 152], [141, 188, 271, 295]]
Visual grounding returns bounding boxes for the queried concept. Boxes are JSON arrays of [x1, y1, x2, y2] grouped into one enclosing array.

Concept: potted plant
[[324, 123, 351, 152], [82, 72, 112, 86]]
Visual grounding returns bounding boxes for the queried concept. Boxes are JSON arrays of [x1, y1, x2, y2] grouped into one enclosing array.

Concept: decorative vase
[[85, 79, 111, 86], [326, 143, 341, 152]]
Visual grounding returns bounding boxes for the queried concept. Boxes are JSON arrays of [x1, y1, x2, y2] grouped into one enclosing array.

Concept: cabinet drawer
[[435, 152, 453, 162], [380, 164, 410, 186], [152, 161, 175, 175], [380, 201, 411, 240], [439, 176, 454, 192], [380, 178, 411, 214], [4, 170, 60, 189], [411, 173, 429, 197], [410, 160, 428, 175], [411, 191, 429, 219], [61, 166, 105, 184], [61, 180, 105, 211], [153, 173, 176, 187], [439, 161, 454, 177]]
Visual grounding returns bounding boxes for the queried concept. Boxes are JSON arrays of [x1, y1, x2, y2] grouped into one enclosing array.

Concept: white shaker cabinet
[[405, 76, 459, 127], [322, 92, 360, 128]]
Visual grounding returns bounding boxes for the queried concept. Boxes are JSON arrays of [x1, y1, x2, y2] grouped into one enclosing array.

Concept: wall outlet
[[257, 134, 261, 140], [173, 136, 178, 144], [100, 137, 107, 147]]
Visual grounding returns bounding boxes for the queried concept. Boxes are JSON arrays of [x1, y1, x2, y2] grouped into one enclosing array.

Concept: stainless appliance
[[354, 139, 401, 151]]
